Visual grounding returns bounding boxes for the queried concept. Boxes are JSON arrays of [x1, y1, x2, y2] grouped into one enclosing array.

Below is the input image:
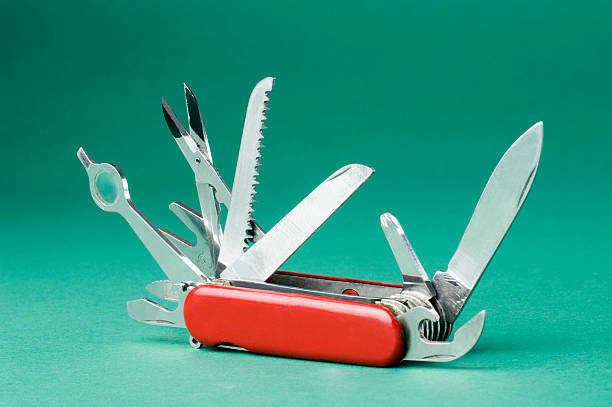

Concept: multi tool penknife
[[78, 77, 542, 367]]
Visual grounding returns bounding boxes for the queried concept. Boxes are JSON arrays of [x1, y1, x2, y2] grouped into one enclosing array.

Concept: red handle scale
[[184, 284, 405, 367]]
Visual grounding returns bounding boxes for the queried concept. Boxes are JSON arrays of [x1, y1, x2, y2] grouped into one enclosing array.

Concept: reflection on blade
[[433, 122, 543, 322], [221, 164, 374, 282], [184, 84, 211, 162], [380, 213, 434, 297]]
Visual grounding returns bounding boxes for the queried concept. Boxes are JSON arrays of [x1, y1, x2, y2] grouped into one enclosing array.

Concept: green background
[[1, 0, 610, 405]]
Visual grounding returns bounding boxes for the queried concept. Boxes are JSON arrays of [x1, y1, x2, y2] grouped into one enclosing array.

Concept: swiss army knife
[[78, 77, 542, 367]]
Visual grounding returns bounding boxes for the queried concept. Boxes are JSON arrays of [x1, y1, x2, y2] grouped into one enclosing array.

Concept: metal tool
[[216, 77, 273, 276], [380, 212, 436, 298], [78, 77, 542, 367], [220, 164, 373, 281], [432, 122, 543, 324], [77, 148, 209, 285], [160, 82, 266, 277]]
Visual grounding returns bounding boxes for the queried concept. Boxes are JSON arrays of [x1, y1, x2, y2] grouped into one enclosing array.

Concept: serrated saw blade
[[216, 77, 274, 276]]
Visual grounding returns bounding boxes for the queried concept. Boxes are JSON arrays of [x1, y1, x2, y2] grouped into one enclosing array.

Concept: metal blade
[[184, 83, 212, 162], [220, 164, 374, 282], [216, 77, 274, 274], [432, 122, 543, 322], [380, 212, 435, 298]]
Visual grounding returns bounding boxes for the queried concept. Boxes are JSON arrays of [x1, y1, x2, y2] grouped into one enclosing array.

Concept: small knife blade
[[220, 164, 374, 282], [432, 122, 543, 322], [216, 77, 274, 275], [380, 212, 435, 298]]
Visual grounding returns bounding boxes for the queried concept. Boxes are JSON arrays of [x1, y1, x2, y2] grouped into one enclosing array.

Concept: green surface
[[1, 1, 611, 405]]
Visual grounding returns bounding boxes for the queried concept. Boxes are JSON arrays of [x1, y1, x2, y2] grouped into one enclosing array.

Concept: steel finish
[[77, 76, 543, 366], [433, 122, 543, 322], [216, 77, 274, 275], [77, 148, 209, 284], [220, 164, 373, 281]]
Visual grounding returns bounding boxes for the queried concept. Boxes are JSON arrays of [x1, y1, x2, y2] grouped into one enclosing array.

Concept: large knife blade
[[216, 77, 274, 275], [432, 122, 543, 322], [220, 164, 374, 282]]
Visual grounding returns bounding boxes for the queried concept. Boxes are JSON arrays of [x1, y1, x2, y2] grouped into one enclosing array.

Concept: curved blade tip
[[380, 212, 398, 228], [256, 76, 275, 91], [455, 310, 486, 342], [326, 164, 374, 182], [522, 121, 544, 149]]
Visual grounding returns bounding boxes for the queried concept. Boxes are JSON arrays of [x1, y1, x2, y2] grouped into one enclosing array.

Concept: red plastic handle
[[184, 285, 405, 367]]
